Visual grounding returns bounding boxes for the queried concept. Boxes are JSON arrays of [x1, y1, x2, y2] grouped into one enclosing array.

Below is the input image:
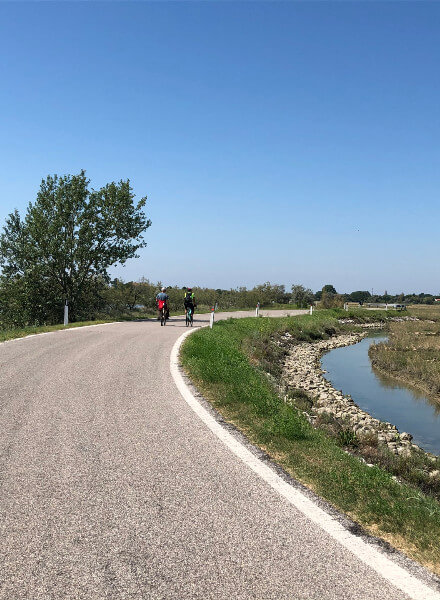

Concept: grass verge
[[180, 310, 440, 573], [0, 319, 117, 343]]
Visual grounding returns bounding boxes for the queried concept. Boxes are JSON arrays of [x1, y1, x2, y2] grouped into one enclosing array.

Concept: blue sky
[[1, 2, 439, 294]]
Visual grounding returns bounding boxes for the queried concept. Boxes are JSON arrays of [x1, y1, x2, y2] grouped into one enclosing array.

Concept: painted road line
[[0, 321, 122, 346]]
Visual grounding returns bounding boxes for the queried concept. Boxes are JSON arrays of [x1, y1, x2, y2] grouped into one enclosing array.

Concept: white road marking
[[0, 321, 121, 346], [170, 328, 440, 600]]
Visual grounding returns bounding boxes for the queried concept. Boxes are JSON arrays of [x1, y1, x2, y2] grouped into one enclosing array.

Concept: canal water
[[321, 333, 440, 455]]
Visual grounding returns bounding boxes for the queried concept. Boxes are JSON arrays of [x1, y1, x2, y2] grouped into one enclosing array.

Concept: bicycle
[[185, 306, 193, 327], [157, 301, 167, 326]]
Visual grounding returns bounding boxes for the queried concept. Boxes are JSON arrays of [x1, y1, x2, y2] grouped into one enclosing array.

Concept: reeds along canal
[[321, 333, 440, 456]]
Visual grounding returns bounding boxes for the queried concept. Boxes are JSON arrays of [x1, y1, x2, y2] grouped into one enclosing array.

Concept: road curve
[[0, 310, 438, 599]]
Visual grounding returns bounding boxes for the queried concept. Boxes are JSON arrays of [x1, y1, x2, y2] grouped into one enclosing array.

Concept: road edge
[[0, 321, 123, 347]]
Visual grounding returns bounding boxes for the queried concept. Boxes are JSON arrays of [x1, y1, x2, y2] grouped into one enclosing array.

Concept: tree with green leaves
[[0, 171, 150, 326], [253, 282, 289, 305], [320, 284, 338, 308], [291, 284, 314, 308], [348, 290, 371, 303], [322, 284, 337, 295]]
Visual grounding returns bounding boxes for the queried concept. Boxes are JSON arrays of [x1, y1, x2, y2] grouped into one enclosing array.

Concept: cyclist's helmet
[[187, 287, 192, 291], [161, 287, 166, 292]]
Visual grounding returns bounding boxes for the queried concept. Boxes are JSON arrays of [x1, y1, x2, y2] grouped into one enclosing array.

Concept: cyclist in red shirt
[[156, 287, 169, 320]]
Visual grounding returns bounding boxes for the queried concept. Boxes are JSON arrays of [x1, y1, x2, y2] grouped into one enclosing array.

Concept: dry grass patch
[[369, 319, 440, 400], [408, 304, 440, 321]]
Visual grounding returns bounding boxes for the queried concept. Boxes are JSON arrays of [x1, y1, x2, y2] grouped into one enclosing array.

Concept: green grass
[[0, 319, 118, 343], [180, 310, 440, 573], [179, 304, 306, 315]]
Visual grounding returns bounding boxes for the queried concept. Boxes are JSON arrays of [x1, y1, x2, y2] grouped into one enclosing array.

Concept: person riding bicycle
[[184, 287, 196, 320], [156, 287, 169, 320]]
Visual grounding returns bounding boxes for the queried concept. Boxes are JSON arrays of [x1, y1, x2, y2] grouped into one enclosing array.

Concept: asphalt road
[[0, 310, 438, 599]]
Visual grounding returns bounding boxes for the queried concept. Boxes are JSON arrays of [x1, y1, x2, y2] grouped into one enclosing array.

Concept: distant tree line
[[104, 280, 295, 317], [336, 290, 439, 305], [97, 282, 440, 319], [312, 286, 440, 308]]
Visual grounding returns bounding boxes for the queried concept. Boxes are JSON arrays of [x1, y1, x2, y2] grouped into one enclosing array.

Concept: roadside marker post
[[256, 302, 260, 317], [64, 302, 69, 326], [310, 305, 313, 315], [210, 307, 215, 329]]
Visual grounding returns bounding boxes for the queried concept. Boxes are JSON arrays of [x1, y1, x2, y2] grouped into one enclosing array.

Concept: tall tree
[[322, 284, 337, 295], [348, 290, 371, 303], [291, 284, 314, 308], [0, 171, 150, 325]]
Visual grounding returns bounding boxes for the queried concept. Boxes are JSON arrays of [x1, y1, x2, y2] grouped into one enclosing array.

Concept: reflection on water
[[321, 333, 440, 455], [373, 368, 440, 415]]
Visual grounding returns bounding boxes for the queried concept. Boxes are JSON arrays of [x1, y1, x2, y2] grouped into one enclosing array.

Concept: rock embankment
[[281, 329, 419, 457]]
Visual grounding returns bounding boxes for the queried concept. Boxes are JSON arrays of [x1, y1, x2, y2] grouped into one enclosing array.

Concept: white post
[[64, 302, 69, 326], [309, 305, 313, 315], [256, 302, 260, 317], [210, 310, 214, 329]]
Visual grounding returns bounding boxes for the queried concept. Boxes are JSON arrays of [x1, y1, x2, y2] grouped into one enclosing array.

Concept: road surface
[[0, 310, 439, 599]]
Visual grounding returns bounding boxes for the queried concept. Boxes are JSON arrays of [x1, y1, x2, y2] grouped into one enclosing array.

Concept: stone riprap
[[281, 327, 422, 459]]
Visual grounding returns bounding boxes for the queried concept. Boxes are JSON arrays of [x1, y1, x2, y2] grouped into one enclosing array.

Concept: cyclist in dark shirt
[[184, 288, 196, 320]]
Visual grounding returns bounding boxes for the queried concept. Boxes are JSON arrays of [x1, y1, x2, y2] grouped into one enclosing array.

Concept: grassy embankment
[[181, 309, 440, 573], [369, 305, 440, 402]]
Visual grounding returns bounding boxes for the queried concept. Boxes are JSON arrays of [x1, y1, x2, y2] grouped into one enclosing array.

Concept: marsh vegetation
[[369, 305, 440, 402]]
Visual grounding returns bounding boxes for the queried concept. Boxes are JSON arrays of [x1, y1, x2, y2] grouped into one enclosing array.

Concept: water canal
[[321, 333, 440, 455]]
